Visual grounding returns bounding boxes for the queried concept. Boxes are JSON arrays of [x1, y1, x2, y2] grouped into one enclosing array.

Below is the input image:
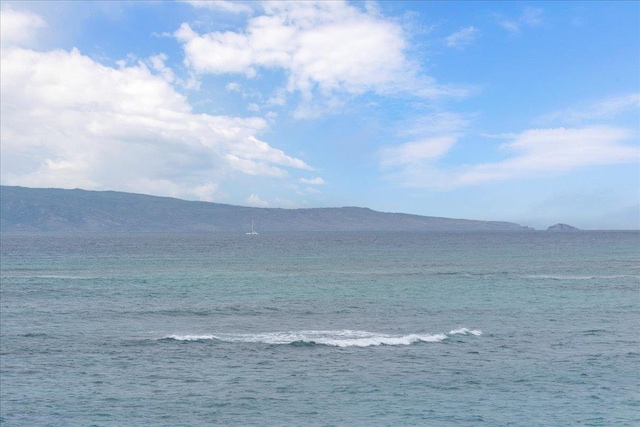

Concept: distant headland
[[0, 185, 539, 233], [546, 223, 580, 232]]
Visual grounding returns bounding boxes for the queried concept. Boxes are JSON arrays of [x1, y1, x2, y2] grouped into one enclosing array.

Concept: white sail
[[246, 220, 259, 235]]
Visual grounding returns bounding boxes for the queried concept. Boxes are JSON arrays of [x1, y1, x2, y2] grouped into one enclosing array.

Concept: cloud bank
[[0, 8, 314, 202]]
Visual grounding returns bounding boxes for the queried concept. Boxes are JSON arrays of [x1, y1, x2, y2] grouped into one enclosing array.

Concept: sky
[[1, 1, 638, 230]]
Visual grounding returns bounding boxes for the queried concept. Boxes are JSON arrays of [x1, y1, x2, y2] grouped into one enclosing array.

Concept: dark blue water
[[1, 231, 638, 426]]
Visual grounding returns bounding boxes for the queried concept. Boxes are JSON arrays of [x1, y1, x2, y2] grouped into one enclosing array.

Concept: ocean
[[1, 231, 638, 426]]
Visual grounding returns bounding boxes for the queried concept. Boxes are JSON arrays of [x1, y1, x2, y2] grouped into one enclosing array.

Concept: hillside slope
[[0, 186, 532, 232]]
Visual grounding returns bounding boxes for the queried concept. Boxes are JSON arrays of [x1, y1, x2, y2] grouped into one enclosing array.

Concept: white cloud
[[380, 136, 458, 168], [1, 21, 313, 200], [265, 111, 278, 121], [182, 1, 253, 14], [245, 193, 269, 207], [192, 182, 223, 202], [299, 177, 325, 185], [267, 89, 287, 107], [499, 7, 543, 33], [455, 126, 637, 186], [382, 126, 638, 189], [0, 6, 46, 48], [176, 1, 464, 111], [397, 112, 469, 139], [175, 23, 255, 75], [539, 93, 640, 125], [226, 82, 242, 92], [445, 26, 479, 49], [380, 112, 468, 167], [147, 53, 175, 83]]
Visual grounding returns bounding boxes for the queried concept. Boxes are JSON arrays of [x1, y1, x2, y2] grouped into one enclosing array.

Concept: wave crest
[[161, 328, 482, 347]]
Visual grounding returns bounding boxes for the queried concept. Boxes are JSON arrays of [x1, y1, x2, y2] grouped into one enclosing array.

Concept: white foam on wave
[[448, 328, 482, 336], [162, 328, 482, 347], [164, 334, 221, 341]]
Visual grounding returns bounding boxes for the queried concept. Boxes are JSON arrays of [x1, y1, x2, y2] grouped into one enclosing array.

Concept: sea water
[[0, 231, 638, 426]]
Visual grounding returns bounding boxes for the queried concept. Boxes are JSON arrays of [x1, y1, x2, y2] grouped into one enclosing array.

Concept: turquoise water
[[1, 231, 638, 426]]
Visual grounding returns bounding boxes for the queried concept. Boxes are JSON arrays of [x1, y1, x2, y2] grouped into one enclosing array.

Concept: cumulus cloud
[[147, 53, 175, 83], [245, 193, 269, 207], [445, 26, 479, 49], [0, 6, 46, 48], [176, 1, 464, 111], [0, 10, 313, 201]]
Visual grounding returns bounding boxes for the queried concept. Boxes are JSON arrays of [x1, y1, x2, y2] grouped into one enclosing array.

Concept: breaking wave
[[161, 328, 482, 348]]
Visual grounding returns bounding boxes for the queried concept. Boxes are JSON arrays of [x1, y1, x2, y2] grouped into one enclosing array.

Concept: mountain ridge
[[0, 186, 533, 233]]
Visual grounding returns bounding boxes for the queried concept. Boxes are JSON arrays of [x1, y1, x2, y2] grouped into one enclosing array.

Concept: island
[[547, 223, 580, 232]]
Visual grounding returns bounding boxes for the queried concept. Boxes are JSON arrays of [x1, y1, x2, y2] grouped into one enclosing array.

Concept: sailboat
[[246, 220, 259, 235]]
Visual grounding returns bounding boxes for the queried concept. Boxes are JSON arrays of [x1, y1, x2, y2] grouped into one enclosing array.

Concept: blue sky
[[1, 1, 638, 229]]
